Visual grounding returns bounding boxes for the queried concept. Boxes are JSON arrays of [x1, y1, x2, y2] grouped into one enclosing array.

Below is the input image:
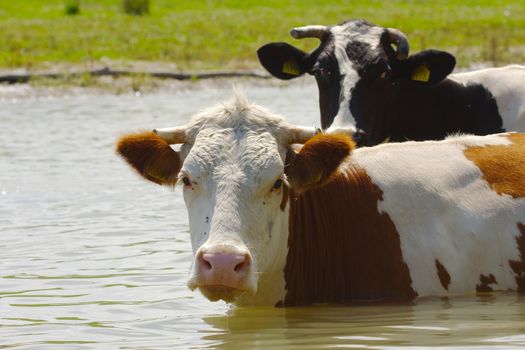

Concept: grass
[[0, 0, 524, 71]]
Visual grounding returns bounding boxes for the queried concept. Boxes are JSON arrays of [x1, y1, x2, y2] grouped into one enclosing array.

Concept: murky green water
[[1, 82, 525, 349]]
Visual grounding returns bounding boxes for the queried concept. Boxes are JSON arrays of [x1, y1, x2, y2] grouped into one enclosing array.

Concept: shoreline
[[0, 73, 314, 100], [0, 67, 271, 84], [0, 61, 504, 100]]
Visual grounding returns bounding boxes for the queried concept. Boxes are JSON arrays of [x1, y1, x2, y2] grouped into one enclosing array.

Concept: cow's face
[[258, 20, 456, 141], [178, 121, 290, 304], [116, 93, 351, 305]]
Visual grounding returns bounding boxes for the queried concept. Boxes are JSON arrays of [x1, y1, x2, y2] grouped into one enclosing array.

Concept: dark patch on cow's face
[[509, 223, 525, 293], [345, 38, 389, 136], [309, 38, 342, 129], [476, 274, 497, 293], [345, 40, 385, 73], [435, 259, 451, 290]]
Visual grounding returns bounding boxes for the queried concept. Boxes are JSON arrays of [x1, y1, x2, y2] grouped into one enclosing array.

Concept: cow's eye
[[182, 176, 191, 186], [273, 179, 283, 189]]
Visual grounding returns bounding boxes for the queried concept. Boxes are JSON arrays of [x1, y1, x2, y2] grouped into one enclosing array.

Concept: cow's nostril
[[202, 259, 212, 271], [234, 255, 250, 273], [199, 252, 213, 271]]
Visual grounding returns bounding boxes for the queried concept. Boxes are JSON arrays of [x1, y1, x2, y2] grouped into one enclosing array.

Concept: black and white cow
[[258, 20, 525, 146]]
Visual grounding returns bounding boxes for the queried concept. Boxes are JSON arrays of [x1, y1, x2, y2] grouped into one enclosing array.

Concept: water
[[1, 81, 525, 349]]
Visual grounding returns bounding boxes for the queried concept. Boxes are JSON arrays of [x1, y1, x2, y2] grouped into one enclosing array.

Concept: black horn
[[387, 28, 410, 60]]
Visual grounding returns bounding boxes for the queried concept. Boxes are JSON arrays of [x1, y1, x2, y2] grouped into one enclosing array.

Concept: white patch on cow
[[450, 65, 525, 132], [349, 133, 524, 296], [176, 92, 294, 306], [327, 22, 385, 133]]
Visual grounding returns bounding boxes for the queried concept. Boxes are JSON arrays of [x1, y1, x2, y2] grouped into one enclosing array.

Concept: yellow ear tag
[[411, 64, 430, 82], [282, 59, 301, 76]]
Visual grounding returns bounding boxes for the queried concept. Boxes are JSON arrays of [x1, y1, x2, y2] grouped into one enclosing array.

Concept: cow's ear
[[116, 132, 181, 186], [392, 50, 456, 85], [285, 133, 354, 194], [257, 42, 311, 80]]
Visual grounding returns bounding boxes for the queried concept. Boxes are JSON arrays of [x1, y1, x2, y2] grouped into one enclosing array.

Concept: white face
[[176, 101, 293, 304]]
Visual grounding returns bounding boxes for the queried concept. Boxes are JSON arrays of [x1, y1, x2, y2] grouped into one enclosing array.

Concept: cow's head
[[116, 92, 353, 305], [257, 19, 456, 141]]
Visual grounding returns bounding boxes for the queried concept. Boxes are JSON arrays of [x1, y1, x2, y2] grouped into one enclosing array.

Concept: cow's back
[[351, 133, 525, 297], [450, 66, 525, 132]]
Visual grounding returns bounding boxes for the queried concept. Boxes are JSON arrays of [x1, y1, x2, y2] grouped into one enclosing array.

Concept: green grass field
[[0, 0, 524, 71]]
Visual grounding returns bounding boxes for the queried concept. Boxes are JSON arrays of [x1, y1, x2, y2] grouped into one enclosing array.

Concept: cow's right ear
[[390, 50, 456, 85], [285, 133, 354, 194], [116, 132, 181, 186], [257, 42, 311, 80]]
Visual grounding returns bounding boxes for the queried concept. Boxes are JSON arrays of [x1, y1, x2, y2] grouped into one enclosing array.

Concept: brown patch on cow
[[286, 133, 355, 194], [116, 131, 181, 185], [464, 133, 525, 198], [435, 259, 451, 290], [283, 167, 417, 306], [476, 274, 497, 293], [509, 223, 525, 293]]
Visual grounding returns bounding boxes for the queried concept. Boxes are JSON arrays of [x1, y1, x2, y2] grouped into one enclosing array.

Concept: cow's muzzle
[[188, 246, 255, 302]]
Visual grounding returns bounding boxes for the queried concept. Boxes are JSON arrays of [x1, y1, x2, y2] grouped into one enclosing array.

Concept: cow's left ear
[[257, 42, 313, 80], [285, 133, 354, 194], [393, 50, 456, 85]]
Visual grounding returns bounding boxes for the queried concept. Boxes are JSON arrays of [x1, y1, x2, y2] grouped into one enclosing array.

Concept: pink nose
[[198, 251, 250, 289]]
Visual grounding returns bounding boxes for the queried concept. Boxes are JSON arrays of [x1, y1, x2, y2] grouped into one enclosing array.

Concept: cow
[[117, 92, 525, 307], [257, 19, 525, 146]]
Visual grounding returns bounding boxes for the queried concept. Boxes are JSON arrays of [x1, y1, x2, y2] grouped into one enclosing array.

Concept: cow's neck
[[283, 166, 417, 306], [361, 78, 504, 144]]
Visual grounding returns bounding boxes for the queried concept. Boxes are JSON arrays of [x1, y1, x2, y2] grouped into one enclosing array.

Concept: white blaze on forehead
[[327, 22, 385, 132], [349, 133, 524, 296]]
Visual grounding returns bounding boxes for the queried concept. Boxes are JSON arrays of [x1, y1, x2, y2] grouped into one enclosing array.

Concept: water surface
[[1, 81, 525, 349]]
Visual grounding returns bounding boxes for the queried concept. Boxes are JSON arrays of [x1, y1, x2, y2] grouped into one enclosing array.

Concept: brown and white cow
[[117, 92, 525, 306], [257, 20, 525, 146]]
